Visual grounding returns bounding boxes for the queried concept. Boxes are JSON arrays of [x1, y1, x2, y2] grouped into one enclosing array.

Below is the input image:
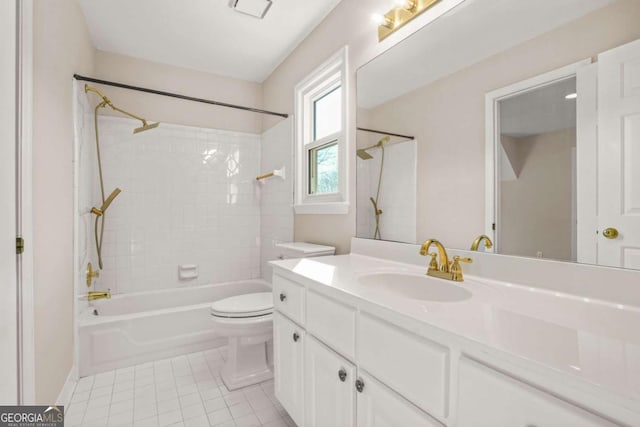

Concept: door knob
[[338, 368, 347, 382], [279, 293, 287, 302], [292, 332, 300, 342], [355, 378, 365, 393], [603, 227, 619, 239]]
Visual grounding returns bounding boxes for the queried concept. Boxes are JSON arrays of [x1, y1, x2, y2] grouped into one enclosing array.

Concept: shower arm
[[85, 84, 151, 127]]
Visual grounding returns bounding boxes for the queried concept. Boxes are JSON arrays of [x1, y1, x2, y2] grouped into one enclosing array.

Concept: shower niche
[[356, 130, 417, 243]]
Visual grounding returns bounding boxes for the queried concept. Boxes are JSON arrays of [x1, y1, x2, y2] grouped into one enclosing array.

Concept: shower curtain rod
[[73, 74, 289, 119], [357, 127, 414, 140]]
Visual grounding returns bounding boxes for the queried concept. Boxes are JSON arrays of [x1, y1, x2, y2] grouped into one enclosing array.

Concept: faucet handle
[[427, 252, 439, 272], [450, 256, 472, 282]]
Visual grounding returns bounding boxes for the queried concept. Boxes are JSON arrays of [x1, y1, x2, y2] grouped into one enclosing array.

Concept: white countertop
[[271, 253, 640, 406]]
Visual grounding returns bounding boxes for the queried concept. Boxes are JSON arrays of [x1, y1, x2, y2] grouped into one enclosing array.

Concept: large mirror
[[356, 0, 640, 270]]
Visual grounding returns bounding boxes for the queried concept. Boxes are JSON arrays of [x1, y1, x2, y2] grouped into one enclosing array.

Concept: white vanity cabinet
[[272, 269, 629, 427], [273, 272, 440, 427]]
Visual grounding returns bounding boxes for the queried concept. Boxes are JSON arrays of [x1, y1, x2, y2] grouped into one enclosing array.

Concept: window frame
[[294, 46, 349, 214]]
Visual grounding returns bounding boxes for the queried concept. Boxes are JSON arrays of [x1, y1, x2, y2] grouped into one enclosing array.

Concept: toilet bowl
[[210, 292, 274, 390], [211, 242, 335, 390]]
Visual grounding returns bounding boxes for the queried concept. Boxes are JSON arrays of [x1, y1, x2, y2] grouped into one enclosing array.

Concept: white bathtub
[[78, 280, 271, 376]]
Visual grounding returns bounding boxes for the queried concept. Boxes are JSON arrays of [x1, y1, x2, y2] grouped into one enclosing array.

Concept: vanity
[[270, 238, 639, 427]]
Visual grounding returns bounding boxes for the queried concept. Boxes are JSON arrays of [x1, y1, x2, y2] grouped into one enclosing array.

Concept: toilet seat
[[211, 292, 273, 318]]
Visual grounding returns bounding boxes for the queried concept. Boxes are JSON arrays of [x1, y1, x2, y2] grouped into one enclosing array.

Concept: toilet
[[211, 242, 335, 390]]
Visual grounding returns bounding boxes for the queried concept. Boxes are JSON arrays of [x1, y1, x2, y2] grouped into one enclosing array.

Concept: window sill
[[294, 202, 350, 215]]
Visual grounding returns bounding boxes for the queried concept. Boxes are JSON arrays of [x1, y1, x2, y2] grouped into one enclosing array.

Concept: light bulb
[[371, 13, 393, 27]]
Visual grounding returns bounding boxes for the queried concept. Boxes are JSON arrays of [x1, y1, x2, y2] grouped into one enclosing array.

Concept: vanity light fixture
[[375, 0, 441, 41], [565, 92, 578, 100]]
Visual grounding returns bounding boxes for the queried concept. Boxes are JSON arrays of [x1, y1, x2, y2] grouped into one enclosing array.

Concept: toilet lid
[[211, 292, 273, 318]]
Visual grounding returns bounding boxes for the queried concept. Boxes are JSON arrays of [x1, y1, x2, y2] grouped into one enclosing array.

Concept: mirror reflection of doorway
[[497, 77, 577, 262]]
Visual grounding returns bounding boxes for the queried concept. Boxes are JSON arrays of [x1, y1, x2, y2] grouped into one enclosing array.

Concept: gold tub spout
[[88, 290, 111, 301]]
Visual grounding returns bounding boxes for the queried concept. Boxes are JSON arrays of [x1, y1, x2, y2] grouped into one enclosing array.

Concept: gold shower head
[[133, 121, 160, 134], [357, 149, 374, 160], [85, 84, 160, 134], [357, 136, 391, 160]]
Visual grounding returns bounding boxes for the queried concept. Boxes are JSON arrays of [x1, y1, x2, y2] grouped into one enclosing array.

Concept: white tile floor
[[65, 348, 296, 427]]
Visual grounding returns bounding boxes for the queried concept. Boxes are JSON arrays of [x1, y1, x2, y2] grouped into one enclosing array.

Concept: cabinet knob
[[292, 332, 300, 342], [279, 293, 287, 302], [338, 368, 347, 382], [355, 378, 364, 393]]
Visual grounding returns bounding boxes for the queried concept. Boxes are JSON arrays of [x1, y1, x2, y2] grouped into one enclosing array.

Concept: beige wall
[[364, 0, 640, 249], [93, 51, 264, 134], [32, 0, 95, 403], [261, 0, 458, 254], [500, 129, 575, 261]]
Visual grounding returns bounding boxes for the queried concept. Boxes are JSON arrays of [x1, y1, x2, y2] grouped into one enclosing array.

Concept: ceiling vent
[[228, 0, 273, 19]]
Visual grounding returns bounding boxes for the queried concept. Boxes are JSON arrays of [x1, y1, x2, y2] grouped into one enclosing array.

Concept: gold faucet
[[419, 239, 472, 282], [88, 290, 111, 301], [470, 235, 493, 251]]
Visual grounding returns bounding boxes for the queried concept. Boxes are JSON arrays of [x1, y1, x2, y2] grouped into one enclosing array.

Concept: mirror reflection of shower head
[[91, 188, 121, 217], [357, 135, 391, 160], [357, 149, 374, 160]]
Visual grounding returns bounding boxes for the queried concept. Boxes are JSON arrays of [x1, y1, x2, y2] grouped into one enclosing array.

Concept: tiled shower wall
[[91, 116, 262, 294], [260, 118, 294, 281]]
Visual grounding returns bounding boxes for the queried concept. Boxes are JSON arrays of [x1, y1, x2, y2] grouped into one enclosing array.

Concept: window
[[294, 46, 349, 214]]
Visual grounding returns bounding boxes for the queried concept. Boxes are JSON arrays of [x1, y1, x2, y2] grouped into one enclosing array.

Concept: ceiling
[[500, 77, 577, 138], [78, 0, 342, 82], [358, 0, 616, 109]]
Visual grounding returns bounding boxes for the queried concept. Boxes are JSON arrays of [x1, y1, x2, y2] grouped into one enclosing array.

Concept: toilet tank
[[274, 242, 336, 260]]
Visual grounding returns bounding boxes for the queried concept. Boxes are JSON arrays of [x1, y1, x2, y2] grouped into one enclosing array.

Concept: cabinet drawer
[[457, 357, 619, 427], [357, 313, 449, 419], [307, 290, 356, 360], [273, 273, 306, 325]]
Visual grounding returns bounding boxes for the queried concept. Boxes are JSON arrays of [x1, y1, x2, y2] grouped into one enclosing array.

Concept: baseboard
[[55, 370, 76, 407]]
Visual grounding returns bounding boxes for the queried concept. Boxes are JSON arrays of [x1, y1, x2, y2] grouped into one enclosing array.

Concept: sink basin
[[358, 273, 472, 302]]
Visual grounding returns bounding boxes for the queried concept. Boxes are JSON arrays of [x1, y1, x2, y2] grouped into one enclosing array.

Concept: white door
[[0, 0, 18, 404], [305, 336, 355, 427], [274, 312, 305, 426], [598, 38, 640, 269], [356, 372, 442, 427]]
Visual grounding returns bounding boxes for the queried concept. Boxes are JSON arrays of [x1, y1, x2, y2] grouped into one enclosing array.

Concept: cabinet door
[[305, 336, 356, 427], [357, 372, 443, 427], [274, 312, 305, 426], [457, 358, 619, 427]]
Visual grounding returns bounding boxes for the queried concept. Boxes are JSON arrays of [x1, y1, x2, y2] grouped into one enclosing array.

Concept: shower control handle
[[279, 293, 287, 302], [293, 332, 300, 342]]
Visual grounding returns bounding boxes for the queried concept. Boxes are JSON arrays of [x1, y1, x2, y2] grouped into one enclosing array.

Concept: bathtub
[[78, 279, 271, 376]]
